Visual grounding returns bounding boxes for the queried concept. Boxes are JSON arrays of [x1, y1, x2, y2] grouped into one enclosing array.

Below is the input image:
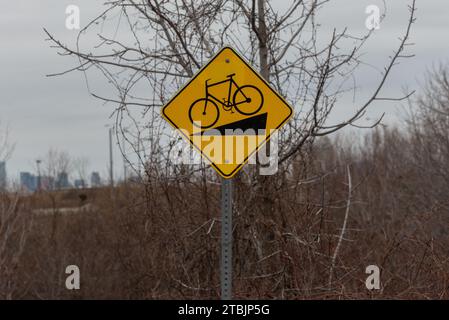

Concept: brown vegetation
[[4, 0, 446, 300], [2, 67, 449, 299]]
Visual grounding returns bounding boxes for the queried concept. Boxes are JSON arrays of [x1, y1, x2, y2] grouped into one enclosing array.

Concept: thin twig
[[328, 165, 352, 289]]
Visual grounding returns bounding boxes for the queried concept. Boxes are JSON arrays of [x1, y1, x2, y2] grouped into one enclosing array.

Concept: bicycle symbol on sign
[[188, 73, 264, 129]]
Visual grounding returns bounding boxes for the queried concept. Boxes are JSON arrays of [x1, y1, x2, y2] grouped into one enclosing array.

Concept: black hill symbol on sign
[[194, 113, 268, 136], [188, 73, 264, 129]]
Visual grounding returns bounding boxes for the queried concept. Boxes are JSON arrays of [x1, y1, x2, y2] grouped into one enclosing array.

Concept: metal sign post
[[220, 177, 233, 300], [160, 46, 293, 300]]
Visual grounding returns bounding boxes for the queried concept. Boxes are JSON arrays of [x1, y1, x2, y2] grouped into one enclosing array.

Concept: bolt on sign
[[161, 46, 293, 178]]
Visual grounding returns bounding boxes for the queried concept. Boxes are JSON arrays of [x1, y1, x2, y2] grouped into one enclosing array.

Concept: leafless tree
[[406, 65, 449, 203], [42, 0, 419, 298], [39, 148, 72, 189], [0, 121, 15, 163], [73, 156, 90, 186], [0, 125, 32, 299], [0, 193, 33, 299], [44, 0, 417, 181]]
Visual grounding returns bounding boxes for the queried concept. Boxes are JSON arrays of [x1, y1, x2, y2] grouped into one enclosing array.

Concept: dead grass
[[1, 123, 448, 299]]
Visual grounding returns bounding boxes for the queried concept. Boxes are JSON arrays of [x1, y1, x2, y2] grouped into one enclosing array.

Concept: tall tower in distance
[[0, 161, 6, 191]]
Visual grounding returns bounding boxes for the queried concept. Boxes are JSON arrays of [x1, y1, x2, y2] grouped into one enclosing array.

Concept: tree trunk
[[258, 0, 269, 81]]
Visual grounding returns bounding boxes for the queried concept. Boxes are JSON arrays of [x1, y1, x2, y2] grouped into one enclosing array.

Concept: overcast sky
[[1, 0, 448, 182]]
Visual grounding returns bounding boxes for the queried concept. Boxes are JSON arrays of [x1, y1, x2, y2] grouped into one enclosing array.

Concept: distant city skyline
[[17, 168, 105, 192], [0, 142, 129, 187], [0, 157, 119, 191]]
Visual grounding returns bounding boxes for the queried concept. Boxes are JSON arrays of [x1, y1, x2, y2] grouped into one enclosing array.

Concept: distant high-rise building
[[0, 161, 6, 190], [90, 171, 101, 187], [20, 172, 36, 192], [74, 179, 86, 189], [56, 172, 70, 189]]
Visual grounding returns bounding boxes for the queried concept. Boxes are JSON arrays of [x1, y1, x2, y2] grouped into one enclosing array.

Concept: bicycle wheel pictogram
[[233, 85, 263, 116], [188, 98, 220, 129]]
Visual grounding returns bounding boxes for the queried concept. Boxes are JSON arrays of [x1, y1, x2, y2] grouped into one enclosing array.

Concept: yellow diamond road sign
[[161, 46, 293, 178]]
